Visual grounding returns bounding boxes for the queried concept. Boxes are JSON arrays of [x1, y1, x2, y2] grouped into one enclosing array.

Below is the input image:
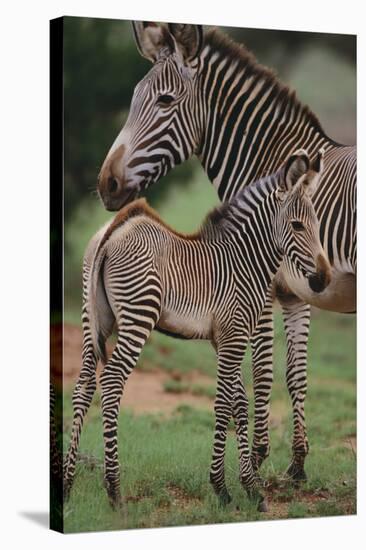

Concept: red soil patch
[[53, 324, 213, 414]]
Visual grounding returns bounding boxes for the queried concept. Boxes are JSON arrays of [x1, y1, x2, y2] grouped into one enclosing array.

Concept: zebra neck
[[196, 40, 332, 202], [224, 178, 283, 283]]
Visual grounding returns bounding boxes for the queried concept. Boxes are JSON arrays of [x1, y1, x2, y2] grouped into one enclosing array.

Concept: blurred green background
[[64, 18, 356, 313]]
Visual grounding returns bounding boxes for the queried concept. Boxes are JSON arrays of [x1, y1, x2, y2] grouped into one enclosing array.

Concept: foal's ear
[[301, 148, 325, 198], [168, 23, 204, 62], [283, 149, 310, 191], [132, 21, 175, 62]]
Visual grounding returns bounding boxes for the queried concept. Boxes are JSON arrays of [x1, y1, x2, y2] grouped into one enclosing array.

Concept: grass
[[163, 379, 217, 399], [62, 309, 356, 533]]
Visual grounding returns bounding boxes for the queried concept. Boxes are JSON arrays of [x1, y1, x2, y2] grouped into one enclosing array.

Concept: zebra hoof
[[286, 462, 307, 482], [105, 480, 122, 509], [108, 494, 122, 510], [218, 489, 232, 506], [247, 486, 268, 512]]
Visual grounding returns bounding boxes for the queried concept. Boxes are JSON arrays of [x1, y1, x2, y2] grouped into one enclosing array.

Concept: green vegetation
[[163, 379, 217, 399], [62, 309, 356, 532]]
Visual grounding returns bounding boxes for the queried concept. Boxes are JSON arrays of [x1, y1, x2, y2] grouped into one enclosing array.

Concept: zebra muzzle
[[99, 183, 139, 211], [308, 254, 331, 293]]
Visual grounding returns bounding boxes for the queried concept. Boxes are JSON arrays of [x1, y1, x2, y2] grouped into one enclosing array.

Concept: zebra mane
[[97, 199, 151, 251], [103, 198, 218, 243], [201, 172, 280, 239], [204, 28, 325, 136], [103, 174, 278, 245], [199, 202, 234, 240]]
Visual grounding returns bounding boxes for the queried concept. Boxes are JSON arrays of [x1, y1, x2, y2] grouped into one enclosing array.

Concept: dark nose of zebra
[[107, 177, 119, 194], [308, 254, 331, 293], [98, 143, 126, 202], [309, 271, 327, 293]]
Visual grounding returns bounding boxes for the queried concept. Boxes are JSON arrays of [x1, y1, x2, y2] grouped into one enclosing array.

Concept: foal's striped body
[[65, 151, 329, 508]]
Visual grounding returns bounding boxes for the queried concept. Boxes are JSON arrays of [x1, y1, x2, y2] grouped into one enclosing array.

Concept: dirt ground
[[52, 325, 357, 446], [53, 324, 214, 414]]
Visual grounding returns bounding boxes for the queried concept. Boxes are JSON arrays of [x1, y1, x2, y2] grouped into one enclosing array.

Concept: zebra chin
[[99, 185, 140, 212]]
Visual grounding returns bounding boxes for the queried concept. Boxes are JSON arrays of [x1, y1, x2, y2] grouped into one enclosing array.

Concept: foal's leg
[[250, 287, 274, 472], [232, 373, 267, 511], [210, 335, 246, 505], [101, 293, 160, 507], [281, 300, 311, 481], [50, 382, 63, 484], [64, 330, 98, 499], [64, 250, 110, 498]]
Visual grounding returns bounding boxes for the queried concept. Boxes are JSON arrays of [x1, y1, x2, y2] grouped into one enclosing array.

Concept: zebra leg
[[50, 382, 63, 484], [101, 313, 158, 507], [50, 381, 63, 513], [233, 373, 268, 512], [282, 300, 311, 481], [100, 340, 128, 509], [250, 288, 274, 472], [64, 339, 98, 500], [210, 337, 246, 505]]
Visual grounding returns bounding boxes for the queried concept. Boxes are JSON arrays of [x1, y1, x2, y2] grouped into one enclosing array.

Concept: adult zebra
[[98, 23, 356, 480]]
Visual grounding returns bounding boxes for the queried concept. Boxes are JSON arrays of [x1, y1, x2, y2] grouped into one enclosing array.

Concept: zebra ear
[[282, 149, 310, 192], [301, 148, 325, 198], [132, 21, 175, 62], [167, 23, 203, 62]]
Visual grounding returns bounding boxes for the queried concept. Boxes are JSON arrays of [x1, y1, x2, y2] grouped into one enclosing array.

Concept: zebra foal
[[64, 149, 330, 509]]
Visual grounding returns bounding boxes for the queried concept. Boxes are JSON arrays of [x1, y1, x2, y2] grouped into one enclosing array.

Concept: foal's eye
[[156, 94, 175, 106], [291, 221, 305, 232]]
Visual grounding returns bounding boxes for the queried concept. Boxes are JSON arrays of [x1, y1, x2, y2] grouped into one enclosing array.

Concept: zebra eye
[[291, 220, 305, 232], [156, 94, 175, 106]]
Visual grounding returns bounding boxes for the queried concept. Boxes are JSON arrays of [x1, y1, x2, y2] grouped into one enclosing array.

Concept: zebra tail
[[88, 242, 109, 365]]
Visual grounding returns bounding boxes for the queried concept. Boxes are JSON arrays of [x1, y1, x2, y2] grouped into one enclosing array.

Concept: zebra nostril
[[308, 271, 327, 293], [107, 177, 119, 194]]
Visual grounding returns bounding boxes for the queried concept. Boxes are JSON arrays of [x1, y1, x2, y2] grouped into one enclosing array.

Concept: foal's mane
[[99, 197, 233, 246], [101, 176, 279, 248]]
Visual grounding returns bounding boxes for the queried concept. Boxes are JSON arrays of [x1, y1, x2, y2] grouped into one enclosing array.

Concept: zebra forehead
[[286, 193, 316, 218], [139, 54, 195, 91]]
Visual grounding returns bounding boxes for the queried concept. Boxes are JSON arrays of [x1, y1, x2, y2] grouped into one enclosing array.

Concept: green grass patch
[[62, 298, 356, 532], [163, 380, 190, 394], [191, 383, 217, 399], [62, 301, 356, 532], [163, 379, 216, 399]]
